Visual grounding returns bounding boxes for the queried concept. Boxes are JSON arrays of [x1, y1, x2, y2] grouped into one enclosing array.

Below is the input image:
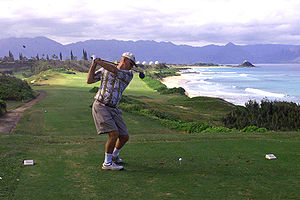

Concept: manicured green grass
[[1, 71, 299, 199]]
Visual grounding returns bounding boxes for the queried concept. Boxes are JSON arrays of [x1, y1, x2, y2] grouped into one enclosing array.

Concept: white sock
[[105, 153, 112, 164], [112, 148, 120, 158]]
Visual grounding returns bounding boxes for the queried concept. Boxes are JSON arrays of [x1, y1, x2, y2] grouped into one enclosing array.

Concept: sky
[[1, 0, 300, 46]]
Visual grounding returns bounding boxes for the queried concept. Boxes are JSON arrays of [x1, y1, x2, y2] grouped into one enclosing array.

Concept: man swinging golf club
[[87, 52, 136, 170]]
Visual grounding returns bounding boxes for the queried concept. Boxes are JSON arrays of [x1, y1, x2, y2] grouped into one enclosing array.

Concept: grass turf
[[0, 71, 299, 199]]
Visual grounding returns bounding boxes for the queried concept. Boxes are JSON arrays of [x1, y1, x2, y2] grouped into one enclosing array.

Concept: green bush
[[0, 73, 36, 101], [160, 119, 210, 133], [0, 99, 7, 116], [241, 126, 268, 133], [141, 109, 179, 121], [157, 87, 186, 95], [223, 99, 300, 131], [202, 126, 232, 133]]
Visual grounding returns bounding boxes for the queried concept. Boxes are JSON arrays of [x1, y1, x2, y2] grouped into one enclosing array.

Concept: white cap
[[122, 52, 137, 66]]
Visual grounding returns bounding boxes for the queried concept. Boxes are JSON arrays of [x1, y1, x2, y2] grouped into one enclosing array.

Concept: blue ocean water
[[179, 64, 300, 105]]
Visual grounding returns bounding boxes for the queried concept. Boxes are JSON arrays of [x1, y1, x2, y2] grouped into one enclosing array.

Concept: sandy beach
[[161, 75, 185, 89], [161, 74, 196, 98]]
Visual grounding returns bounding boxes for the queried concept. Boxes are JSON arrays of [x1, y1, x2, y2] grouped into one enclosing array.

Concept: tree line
[[222, 99, 300, 131], [0, 49, 89, 62]]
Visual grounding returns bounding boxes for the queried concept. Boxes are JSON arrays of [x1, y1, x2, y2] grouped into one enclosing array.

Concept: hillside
[[1, 37, 300, 64]]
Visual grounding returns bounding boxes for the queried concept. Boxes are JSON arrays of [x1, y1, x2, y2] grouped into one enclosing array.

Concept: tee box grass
[[1, 71, 299, 199]]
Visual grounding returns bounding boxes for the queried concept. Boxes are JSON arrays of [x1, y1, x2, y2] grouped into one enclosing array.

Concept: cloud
[[1, 0, 300, 45]]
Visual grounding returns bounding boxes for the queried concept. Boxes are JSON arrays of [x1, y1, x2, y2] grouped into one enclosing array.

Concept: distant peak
[[225, 42, 235, 47]]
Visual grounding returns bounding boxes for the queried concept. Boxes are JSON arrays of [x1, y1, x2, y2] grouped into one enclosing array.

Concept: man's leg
[[105, 130, 119, 153], [102, 130, 124, 170], [116, 135, 129, 150], [112, 135, 129, 163], [104, 130, 119, 164]]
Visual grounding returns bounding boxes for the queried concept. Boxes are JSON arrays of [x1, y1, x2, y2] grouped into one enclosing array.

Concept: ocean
[[175, 64, 300, 106]]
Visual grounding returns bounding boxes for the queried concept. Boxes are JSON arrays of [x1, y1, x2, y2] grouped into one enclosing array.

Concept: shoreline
[[161, 74, 241, 106], [161, 65, 300, 106], [161, 74, 247, 106], [161, 74, 198, 98]]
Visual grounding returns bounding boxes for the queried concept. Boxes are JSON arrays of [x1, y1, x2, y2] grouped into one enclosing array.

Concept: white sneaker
[[102, 162, 124, 171], [112, 156, 123, 164]]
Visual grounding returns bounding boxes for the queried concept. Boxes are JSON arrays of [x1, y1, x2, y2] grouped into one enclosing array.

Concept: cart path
[[0, 91, 46, 133]]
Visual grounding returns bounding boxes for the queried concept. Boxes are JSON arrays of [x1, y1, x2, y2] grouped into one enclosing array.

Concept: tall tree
[[36, 54, 40, 60], [82, 49, 88, 60], [59, 52, 63, 61], [19, 53, 24, 61], [46, 54, 50, 61], [71, 50, 74, 60], [8, 51, 14, 61]]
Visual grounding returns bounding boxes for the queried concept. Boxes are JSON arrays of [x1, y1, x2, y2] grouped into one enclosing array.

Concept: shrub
[[241, 126, 268, 133], [202, 126, 232, 133], [188, 123, 210, 133], [141, 109, 179, 121], [0, 73, 36, 101], [0, 99, 7, 116]]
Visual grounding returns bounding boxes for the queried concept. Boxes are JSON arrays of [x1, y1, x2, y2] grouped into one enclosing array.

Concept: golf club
[[91, 55, 145, 79]]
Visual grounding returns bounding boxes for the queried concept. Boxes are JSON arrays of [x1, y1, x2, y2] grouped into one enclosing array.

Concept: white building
[[155, 61, 159, 65], [149, 61, 154, 65], [142, 61, 147, 65]]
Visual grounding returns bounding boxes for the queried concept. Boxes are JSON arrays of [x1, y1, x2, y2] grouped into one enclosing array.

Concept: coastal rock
[[237, 60, 256, 67]]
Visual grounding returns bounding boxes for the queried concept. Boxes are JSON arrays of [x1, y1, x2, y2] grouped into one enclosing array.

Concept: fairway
[[1, 72, 299, 199]]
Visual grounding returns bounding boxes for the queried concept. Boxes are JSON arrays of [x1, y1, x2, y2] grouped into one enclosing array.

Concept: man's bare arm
[[94, 59, 118, 74], [87, 61, 97, 84]]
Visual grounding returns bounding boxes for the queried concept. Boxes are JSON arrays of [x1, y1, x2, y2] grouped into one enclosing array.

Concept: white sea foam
[[245, 88, 285, 98]]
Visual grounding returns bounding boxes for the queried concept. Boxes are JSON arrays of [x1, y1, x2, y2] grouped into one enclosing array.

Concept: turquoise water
[[180, 64, 300, 105]]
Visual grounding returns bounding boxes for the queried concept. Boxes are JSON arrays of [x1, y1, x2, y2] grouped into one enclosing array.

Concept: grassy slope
[[125, 75, 235, 126], [0, 71, 299, 199]]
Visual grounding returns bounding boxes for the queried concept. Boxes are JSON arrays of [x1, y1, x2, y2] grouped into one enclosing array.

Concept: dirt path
[[0, 91, 46, 133]]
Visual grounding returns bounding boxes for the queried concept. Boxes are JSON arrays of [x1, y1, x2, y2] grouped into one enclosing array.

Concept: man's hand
[[87, 59, 98, 84]]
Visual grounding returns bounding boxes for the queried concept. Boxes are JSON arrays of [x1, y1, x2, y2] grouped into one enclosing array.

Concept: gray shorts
[[92, 100, 129, 135]]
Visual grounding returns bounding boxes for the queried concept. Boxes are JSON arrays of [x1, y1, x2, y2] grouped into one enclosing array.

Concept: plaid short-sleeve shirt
[[93, 68, 133, 107]]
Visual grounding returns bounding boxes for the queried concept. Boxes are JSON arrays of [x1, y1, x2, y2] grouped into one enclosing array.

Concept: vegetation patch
[[0, 99, 7, 116], [51, 68, 76, 74], [0, 73, 37, 101], [119, 95, 247, 134], [223, 99, 300, 131], [241, 126, 268, 133]]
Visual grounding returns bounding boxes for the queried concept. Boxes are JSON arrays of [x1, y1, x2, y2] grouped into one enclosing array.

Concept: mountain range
[[1, 36, 300, 64]]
